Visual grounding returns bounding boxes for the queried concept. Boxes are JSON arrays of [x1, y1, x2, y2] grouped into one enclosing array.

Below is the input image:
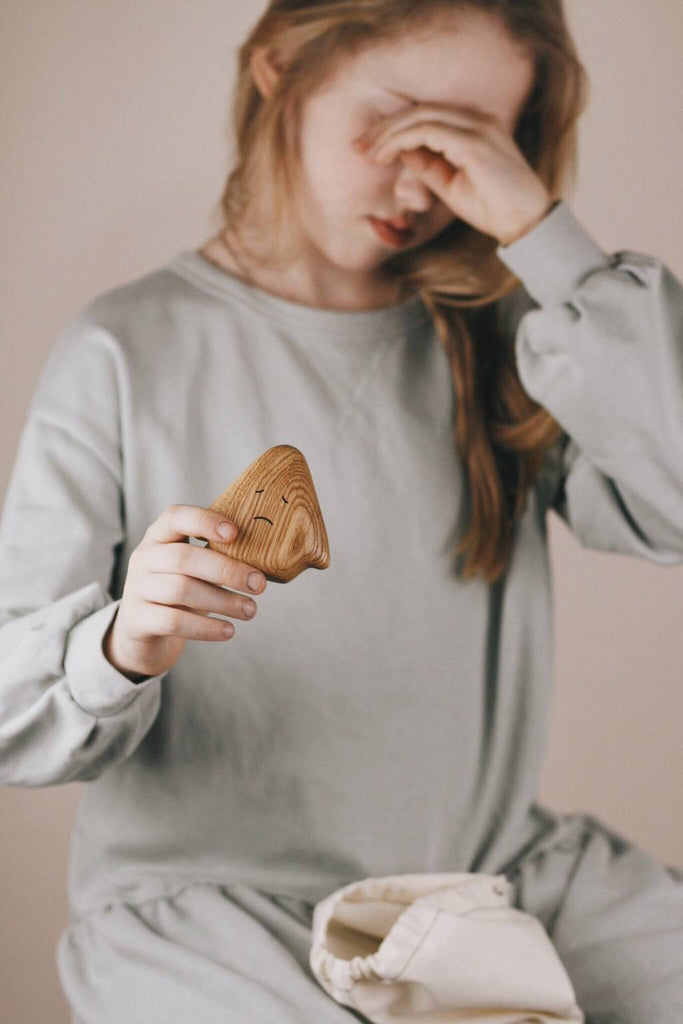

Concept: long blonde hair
[[215, 0, 587, 584]]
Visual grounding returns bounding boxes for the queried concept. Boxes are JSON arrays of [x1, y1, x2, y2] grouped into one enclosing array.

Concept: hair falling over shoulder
[[215, 0, 587, 584]]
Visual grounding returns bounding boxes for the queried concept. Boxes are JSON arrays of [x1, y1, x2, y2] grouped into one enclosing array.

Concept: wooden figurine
[[206, 444, 330, 584]]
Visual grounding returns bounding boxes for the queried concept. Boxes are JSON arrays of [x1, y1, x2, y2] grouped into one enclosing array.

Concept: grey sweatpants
[[58, 810, 683, 1024]]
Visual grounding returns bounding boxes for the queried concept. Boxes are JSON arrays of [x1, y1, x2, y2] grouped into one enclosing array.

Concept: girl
[[1, 1, 682, 1022]]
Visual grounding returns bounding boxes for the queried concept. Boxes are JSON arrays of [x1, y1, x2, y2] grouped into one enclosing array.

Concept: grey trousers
[[58, 810, 683, 1024]]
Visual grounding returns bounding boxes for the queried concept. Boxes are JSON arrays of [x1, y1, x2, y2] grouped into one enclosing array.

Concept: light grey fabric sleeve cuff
[[496, 200, 613, 307], [64, 598, 165, 717]]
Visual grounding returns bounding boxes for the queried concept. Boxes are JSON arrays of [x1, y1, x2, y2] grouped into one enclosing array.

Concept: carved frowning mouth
[[253, 515, 274, 525]]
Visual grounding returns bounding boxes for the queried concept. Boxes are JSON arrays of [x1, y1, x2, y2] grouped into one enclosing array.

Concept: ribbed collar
[[167, 249, 433, 340]]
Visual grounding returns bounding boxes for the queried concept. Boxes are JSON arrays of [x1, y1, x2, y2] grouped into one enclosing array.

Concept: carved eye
[[282, 496, 288, 504], [255, 489, 264, 494]]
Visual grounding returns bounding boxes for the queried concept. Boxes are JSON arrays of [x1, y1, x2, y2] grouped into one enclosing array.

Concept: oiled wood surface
[[207, 444, 330, 583]]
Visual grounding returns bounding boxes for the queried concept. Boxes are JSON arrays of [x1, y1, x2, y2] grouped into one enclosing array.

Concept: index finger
[[144, 503, 238, 546]]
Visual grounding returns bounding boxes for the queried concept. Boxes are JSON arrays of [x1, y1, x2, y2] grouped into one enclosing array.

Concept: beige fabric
[[309, 872, 584, 1023]]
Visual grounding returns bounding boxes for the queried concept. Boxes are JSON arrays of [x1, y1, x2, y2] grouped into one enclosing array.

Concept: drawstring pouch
[[309, 871, 584, 1023]]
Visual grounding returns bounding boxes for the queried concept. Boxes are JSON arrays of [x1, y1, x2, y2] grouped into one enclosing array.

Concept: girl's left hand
[[353, 103, 555, 247]]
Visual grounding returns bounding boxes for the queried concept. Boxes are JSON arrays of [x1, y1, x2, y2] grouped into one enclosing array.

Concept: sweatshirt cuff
[[496, 200, 612, 307], [64, 599, 165, 717]]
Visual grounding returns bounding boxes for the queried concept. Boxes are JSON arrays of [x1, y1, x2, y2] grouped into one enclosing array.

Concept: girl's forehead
[[346, 46, 535, 132], [308, 12, 535, 132]]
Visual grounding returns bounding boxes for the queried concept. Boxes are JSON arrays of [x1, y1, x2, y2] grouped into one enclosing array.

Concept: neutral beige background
[[1, 2, 682, 1021]]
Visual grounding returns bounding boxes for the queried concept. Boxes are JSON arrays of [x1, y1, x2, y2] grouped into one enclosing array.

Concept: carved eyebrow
[[255, 487, 288, 503]]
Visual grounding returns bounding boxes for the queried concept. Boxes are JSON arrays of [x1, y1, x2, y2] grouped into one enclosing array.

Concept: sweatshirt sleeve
[[496, 200, 683, 564], [0, 311, 167, 787]]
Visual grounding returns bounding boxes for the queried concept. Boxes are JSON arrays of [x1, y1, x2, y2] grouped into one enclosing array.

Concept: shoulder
[[30, 257, 224, 414], [76, 257, 212, 339], [43, 255, 229, 370]]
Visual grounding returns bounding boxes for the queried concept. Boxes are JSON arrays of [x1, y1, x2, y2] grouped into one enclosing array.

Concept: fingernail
[[218, 521, 236, 539], [248, 571, 265, 592]]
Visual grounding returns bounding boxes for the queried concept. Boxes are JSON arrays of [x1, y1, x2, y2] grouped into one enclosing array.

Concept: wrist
[[102, 612, 153, 684], [498, 198, 559, 248]]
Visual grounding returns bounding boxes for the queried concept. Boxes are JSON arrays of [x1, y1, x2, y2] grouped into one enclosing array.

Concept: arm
[[496, 200, 683, 564], [0, 311, 167, 787]]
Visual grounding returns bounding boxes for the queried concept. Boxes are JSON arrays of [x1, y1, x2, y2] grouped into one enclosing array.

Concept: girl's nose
[[393, 164, 433, 213]]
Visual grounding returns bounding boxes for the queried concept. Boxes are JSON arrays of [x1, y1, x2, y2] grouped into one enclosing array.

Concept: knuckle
[[204, 509, 222, 535], [156, 505, 177, 532], [129, 548, 150, 580], [158, 606, 181, 635], [171, 575, 190, 604], [142, 521, 157, 544], [142, 544, 163, 574], [173, 544, 193, 573], [221, 559, 236, 588]]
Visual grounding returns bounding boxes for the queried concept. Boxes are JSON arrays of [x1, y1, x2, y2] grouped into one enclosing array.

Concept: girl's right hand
[[102, 504, 267, 682]]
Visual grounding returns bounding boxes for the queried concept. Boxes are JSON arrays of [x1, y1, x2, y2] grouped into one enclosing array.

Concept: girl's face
[[262, 10, 536, 308]]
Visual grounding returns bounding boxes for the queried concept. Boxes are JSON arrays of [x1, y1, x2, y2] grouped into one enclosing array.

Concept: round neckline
[[167, 248, 433, 339]]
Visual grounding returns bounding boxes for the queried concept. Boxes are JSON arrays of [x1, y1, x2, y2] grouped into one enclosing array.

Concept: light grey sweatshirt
[[1, 200, 682, 923]]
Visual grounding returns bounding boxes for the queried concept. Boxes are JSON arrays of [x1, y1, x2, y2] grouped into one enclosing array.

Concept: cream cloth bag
[[309, 872, 584, 1023]]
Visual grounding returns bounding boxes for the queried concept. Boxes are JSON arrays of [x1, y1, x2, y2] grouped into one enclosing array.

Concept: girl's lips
[[367, 216, 416, 248]]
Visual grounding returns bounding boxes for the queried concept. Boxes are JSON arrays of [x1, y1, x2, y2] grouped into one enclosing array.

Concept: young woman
[[1, 2, 681, 1021]]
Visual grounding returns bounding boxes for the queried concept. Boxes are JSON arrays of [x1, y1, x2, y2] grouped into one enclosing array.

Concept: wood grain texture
[[206, 444, 330, 583]]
